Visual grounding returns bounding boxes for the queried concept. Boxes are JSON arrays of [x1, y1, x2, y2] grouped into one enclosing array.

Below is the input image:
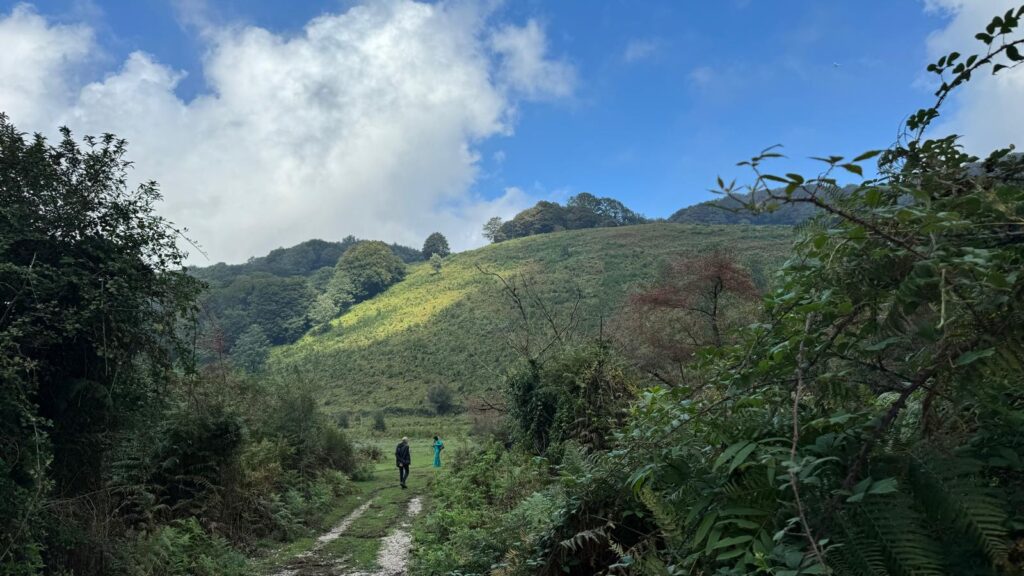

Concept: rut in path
[[270, 497, 377, 576], [345, 496, 423, 576], [269, 495, 423, 576]]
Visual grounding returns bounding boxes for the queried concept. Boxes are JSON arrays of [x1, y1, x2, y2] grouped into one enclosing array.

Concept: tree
[[231, 326, 271, 373], [308, 273, 356, 326], [426, 384, 457, 415], [482, 216, 504, 243], [430, 253, 443, 274], [612, 252, 760, 386], [422, 232, 451, 259], [334, 240, 406, 300], [0, 115, 201, 572]]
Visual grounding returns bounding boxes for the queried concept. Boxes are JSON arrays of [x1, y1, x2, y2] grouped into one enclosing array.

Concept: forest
[[2, 4, 1023, 576]]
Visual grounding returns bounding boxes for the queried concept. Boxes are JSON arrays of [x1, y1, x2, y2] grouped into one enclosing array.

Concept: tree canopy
[[0, 115, 201, 572], [334, 240, 407, 300], [422, 232, 451, 258], [488, 193, 646, 242]]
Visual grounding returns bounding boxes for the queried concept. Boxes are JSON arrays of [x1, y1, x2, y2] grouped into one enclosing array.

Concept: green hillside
[[271, 223, 795, 412]]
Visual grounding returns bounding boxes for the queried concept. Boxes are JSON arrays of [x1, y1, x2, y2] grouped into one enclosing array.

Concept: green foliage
[[427, 384, 458, 415], [114, 518, 248, 576], [507, 341, 636, 453], [430, 252, 443, 274], [494, 193, 646, 242], [199, 272, 312, 351], [483, 216, 504, 243], [275, 223, 792, 412], [0, 115, 363, 575], [0, 115, 201, 574], [411, 444, 553, 575], [335, 240, 407, 301], [372, 412, 388, 432], [191, 236, 420, 360], [231, 325, 271, 373], [423, 232, 451, 259]]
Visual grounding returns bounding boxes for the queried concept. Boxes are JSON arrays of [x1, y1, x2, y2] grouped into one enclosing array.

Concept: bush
[[372, 412, 387, 432], [318, 426, 356, 473], [350, 462, 377, 482], [426, 384, 458, 415], [357, 444, 383, 463]]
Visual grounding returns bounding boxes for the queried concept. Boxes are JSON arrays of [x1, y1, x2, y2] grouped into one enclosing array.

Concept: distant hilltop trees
[[484, 192, 646, 242]]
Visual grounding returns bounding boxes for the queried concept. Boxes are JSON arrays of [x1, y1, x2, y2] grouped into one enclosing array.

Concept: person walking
[[395, 436, 411, 488], [432, 435, 444, 468]]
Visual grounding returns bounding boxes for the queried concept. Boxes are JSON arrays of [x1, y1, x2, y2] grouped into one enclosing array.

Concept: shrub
[[356, 444, 383, 463], [426, 384, 458, 415], [114, 518, 249, 576], [372, 412, 387, 432]]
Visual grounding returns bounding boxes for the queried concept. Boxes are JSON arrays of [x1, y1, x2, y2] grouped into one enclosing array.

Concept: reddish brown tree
[[612, 252, 760, 386]]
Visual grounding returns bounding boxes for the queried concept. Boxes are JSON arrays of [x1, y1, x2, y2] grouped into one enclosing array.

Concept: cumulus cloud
[[922, 0, 1024, 153], [490, 19, 575, 99], [0, 5, 93, 128], [0, 2, 575, 263]]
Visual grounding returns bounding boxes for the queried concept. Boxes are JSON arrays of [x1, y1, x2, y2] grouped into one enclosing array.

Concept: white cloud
[[0, 4, 93, 128], [0, 2, 573, 263], [622, 38, 659, 63], [922, 0, 1024, 153], [490, 19, 575, 100]]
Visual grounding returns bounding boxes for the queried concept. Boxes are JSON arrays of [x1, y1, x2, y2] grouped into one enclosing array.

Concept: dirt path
[[346, 497, 423, 576], [270, 497, 378, 576], [266, 487, 426, 576]]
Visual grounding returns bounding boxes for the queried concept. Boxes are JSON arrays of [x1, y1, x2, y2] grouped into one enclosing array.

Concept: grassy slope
[[271, 223, 795, 412]]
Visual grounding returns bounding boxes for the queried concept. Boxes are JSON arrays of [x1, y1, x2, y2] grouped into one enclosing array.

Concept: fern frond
[[854, 491, 945, 576], [909, 452, 1010, 569], [827, 510, 888, 576]]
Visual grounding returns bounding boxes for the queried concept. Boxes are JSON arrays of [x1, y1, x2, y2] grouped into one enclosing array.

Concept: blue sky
[[0, 0, 1015, 262]]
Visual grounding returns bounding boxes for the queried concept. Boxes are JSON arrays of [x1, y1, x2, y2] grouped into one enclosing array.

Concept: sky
[[0, 0, 1021, 264]]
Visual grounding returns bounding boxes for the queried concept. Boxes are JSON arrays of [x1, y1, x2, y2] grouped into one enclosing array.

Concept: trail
[[346, 497, 422, 576], [267, 494, 424, 576], [270, 497, 377, 576]]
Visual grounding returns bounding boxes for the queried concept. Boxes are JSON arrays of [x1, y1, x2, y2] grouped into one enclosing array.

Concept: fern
[[850, 491, 945, 576], [908, 452, 1010, 569], [827, 510, 888, 576]]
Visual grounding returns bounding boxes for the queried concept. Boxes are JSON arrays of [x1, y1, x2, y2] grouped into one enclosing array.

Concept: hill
[[270, 223, 795, 413], [190, 237, 423, 354], [668, 189, 825, 225]]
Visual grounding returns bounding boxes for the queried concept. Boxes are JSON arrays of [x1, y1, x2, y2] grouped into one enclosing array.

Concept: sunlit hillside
[[271, 223, 795, 412]]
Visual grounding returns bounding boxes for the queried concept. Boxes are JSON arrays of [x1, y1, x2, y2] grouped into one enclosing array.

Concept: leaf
[[863, 336, 901, 352], [955, 348, 995, 366], [693, 511, 718, 545], [711, 535, 754, 549], [853, 150, 882, 162], [840, 163, 863, 176], [1007, 44, 1023, 62], [714, 441, 751, 471], [728, 442, 759, 474], [867, 477, 898, 495]]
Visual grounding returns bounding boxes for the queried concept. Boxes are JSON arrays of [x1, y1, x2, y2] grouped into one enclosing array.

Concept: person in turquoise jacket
[[432, 435, 444, 468]]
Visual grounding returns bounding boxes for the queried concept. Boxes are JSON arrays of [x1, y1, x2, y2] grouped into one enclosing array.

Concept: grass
[[271, 223, 795, 412]]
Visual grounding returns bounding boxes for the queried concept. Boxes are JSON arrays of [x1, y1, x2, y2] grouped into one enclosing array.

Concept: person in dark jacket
[[395, 436, 411, 488]]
